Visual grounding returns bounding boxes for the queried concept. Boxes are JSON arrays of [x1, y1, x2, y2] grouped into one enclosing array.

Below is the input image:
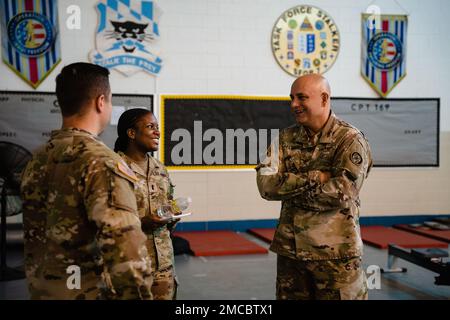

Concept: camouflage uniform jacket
[[256, 112, 372, 261], [118, 152, 175, 272], [20, 128, 153, 300]]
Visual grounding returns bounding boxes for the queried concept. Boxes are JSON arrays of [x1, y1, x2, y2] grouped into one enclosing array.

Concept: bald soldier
[[256, 74, 373, 300], [20, 63, 153, 299]]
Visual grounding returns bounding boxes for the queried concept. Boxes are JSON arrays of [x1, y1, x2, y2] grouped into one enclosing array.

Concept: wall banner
[[0, 0, 61, 88], [271, 5, 340, 77], [0, 91, 153, 153], [362, 14, 408, 97], [90, 0, 163, 77], [160, 96, 439, 170]]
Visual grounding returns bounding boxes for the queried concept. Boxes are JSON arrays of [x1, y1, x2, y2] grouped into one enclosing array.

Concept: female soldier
[[114, 108, 178, 300]]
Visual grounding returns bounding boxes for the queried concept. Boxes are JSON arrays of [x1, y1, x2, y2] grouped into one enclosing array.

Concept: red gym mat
[[174, 230, 268, 256], [393, 224, 450, 243], [247, 228, 275, 244], [361, 226, 448, 249]]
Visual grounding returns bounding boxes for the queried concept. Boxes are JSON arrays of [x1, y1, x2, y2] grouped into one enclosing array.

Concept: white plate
[[171, 212, 192, 219]]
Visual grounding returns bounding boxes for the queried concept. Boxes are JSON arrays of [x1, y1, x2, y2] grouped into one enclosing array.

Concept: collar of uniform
[[147, 154, 161, 171], [318, 111, 337, 144], [292, 124, 307, 144], [51, 127, 99, 140], [293, 111, 336, 146], [117, 151, 148, 178]]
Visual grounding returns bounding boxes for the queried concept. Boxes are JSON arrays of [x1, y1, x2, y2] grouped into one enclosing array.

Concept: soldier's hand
[[170, 211, 182, 224], [319, 171, 331, 183], [169, 217, 181, 224], [141, 215, 173, 230], [150, 214, 173, 226]]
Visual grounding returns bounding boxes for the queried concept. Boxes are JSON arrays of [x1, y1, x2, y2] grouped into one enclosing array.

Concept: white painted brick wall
[[1, 0, 449, 222]]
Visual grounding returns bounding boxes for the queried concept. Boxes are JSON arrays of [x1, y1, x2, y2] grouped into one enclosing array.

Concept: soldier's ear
[[95, 94, 106, 113], [127, 128, 136, 140], [321, 92, 329, 107]]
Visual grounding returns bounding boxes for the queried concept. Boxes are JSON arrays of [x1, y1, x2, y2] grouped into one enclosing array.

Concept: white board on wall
[[0, 91, 153, 152]]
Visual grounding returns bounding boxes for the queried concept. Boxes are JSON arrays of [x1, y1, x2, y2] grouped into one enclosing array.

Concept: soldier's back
[[21, 128, 130, 299]]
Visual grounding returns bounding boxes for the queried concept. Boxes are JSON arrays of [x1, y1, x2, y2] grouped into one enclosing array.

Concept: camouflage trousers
[[152, 266, 178, 300], [276, 255, 368, 300]]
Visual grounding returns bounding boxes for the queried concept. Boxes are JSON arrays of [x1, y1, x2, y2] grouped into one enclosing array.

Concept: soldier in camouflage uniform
[[256, 74, 373, 300], [114, 108, 178, 300], [20, 63, 153, 300]]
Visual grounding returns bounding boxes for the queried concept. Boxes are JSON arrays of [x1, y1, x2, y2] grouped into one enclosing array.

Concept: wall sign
[[160, 95, 439, 170], [361, 14, 408, 97], [90, 0, 163, 76], [271, 5, 340, 77], [0, 0, 61, 88], [0, 91, 153, 153]]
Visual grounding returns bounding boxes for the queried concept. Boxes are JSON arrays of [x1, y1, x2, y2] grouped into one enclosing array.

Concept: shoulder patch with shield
[[350, 152, 363, 165]]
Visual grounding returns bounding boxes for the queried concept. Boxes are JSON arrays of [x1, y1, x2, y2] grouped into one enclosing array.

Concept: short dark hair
[[55, 62, 111, 116]]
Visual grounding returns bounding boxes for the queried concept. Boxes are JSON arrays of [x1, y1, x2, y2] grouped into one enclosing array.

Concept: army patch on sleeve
[[350, 152, 363, 165], [117, 160, 139, 182]]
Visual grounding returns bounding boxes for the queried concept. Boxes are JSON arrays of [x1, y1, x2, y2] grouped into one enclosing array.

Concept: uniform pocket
[[105, 161, 138, 213], [338, 259, 368, 300], [148, 172, 170, 216]]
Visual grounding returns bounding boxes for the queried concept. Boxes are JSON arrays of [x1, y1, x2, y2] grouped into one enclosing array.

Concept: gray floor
[[1, 232, 450, 300]]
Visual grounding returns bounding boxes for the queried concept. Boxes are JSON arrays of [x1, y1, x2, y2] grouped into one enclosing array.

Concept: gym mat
[[361, 226, 448, 249], [394, 224, 450, 243], [174, 230, 268, 256], [247, 228, 275, 244]]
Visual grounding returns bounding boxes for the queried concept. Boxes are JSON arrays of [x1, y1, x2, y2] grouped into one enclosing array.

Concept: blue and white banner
[[361, 14, 407, 97], [90, 0, 162, 77], [0, 0, 61, 88]]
